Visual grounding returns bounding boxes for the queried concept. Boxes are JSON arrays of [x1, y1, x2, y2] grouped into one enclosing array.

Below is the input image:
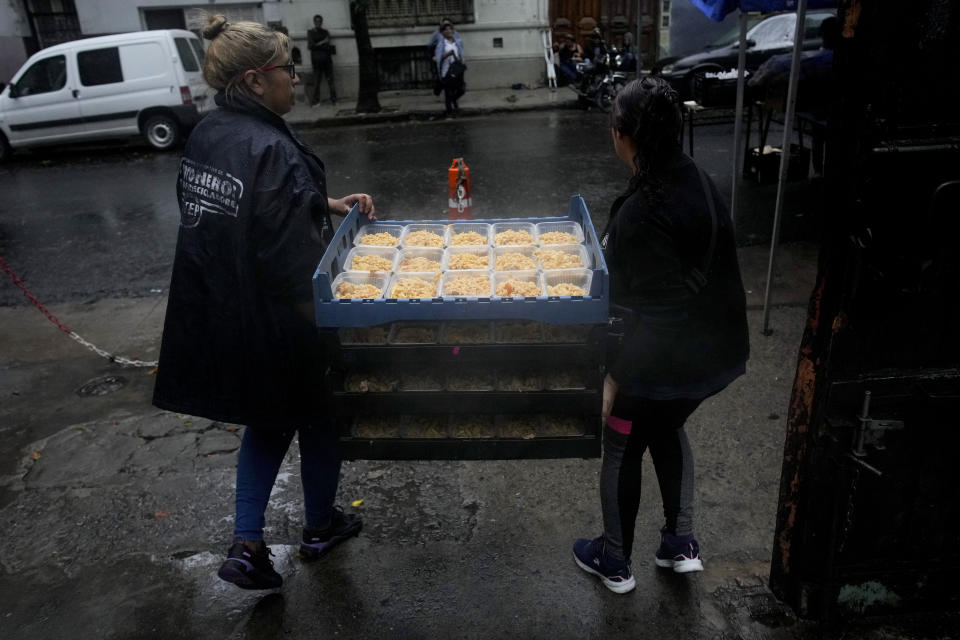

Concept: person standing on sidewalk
[[428, 18, 455, 97], [153, 13, 375, 590], [435, 22, 466, 117], [572, 77, 749, 594], [307, 14, 336, 105]]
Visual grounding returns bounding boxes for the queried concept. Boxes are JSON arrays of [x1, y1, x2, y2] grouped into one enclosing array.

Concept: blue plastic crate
[[312, 195, 609, 327]]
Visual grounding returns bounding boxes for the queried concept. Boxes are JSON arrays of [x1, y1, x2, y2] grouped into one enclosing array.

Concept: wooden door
[[549, 0, 658, 67]]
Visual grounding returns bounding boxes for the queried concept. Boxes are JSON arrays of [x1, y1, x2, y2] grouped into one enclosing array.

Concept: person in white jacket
[[434, 23, 465, 117]]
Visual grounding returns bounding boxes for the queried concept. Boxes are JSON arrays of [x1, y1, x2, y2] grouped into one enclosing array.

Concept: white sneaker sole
[[655, 556, 704, 573], [574, 554, 637, 593]]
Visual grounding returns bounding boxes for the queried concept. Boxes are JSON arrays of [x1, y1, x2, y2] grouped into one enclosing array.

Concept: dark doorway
[[144, 9, 186, 30], [375, 46, 434, 91]]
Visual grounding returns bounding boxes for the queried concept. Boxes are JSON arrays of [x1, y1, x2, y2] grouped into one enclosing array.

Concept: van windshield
[[174, 37, 199, 72]]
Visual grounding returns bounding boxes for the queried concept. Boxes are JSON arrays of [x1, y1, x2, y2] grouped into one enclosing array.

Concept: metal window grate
[[376, 46, 435, 91], [28, 0, 81, 49], [367, 0, 474, 28]]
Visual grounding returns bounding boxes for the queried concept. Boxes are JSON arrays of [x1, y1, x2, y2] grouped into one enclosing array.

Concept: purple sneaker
[[299, 507, 362, 560], [573, 536, 636, 594], [654, 529, 704, 573], [217, 541, 282, 590]]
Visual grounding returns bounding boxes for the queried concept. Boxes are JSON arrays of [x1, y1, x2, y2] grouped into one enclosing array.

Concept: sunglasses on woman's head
[[259, 62, 297, 79]]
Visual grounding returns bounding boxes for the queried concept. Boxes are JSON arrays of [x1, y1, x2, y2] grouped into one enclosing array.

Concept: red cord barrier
[[0, 254, 158, 368], [0, 254, 73, 334]]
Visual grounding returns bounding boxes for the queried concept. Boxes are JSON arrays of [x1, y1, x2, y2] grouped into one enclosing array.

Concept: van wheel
[[0, 132, 11, 163], [142, 115, 181, 151]]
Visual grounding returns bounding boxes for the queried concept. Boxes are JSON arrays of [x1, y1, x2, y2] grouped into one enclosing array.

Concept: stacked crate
[[312, 195, 609, 460]]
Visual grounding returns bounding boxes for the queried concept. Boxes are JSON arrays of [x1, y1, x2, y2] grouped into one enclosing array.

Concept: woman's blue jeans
[[233, 419, 341, 542]]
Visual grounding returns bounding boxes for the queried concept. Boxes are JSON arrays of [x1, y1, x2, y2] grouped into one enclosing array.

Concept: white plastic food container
[[353, 223, 404, 248], [399, 223, 447, 248], [330, 272, 390, 299], [341, 246, 398, 274], [387, 272, 441, 299], [491, 221, 537, 246], [491, 245, 539, 271], [444, 222, 492, 247], [535, 221, 584, 245], [543, 268, 593, 297], [396, 247, 444, 273], [439, 270, 493, 298], [533, 244, 591, 270], [442, 245, 492, 271], [492, 270, 545, 299]]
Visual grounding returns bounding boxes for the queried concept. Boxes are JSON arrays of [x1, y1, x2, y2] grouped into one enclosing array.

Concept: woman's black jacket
[[153, 93, 334, 427], [602, 150, 749, 399]]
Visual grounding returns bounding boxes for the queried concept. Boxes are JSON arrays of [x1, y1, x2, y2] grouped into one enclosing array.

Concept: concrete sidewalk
[[0, 241, 831, 639]]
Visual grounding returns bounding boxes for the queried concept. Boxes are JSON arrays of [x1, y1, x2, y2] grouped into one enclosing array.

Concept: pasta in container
[[440, 272, 493, 297], [397, 247, 443, 273], [354, 223, 404, 247], [493, 246, 538, 271], [445, 222, 491, 246], [492, 222, 537, 246], [543, 269, 593, 297], [492, 271, 543, 298], [400, 224, 446, 248], [388, 273, 440, 299], [331, 273, 389, 299], [342, 246, 398, 274], [535, 221, 584, 245]]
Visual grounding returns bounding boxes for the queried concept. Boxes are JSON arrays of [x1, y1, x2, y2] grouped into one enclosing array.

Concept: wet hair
[[610, 76, 682, 206], [201, 13, 289, 97], [819, 16, 840, 50]]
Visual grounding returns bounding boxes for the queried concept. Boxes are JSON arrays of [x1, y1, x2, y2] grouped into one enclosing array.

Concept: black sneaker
[[654, 529, 704, 573], [217, 541, 283, 590], [573, 536, 636, 594], [299, 507, 362, 560]]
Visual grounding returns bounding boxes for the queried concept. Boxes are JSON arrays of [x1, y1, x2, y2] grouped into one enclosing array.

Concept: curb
[[288, 95, 583, 129]]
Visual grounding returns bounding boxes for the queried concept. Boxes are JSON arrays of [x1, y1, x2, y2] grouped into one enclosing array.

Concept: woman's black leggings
[[444, 77, 465, 113], [600, 394, 704, 563]]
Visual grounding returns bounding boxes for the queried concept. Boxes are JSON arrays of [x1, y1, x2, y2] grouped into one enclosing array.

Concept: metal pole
[[637, 0, 642, 76], [730, 11, 749, 225], [761, 0, 807, 335]]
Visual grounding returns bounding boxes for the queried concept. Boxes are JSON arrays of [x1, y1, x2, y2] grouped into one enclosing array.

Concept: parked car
[[0, 29, 212, 162], [653, 10, 836, 100]]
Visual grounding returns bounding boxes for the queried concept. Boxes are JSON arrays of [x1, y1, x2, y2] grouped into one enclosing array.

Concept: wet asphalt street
[[0, 111, 861, 639], [0, 110, 819, 307]]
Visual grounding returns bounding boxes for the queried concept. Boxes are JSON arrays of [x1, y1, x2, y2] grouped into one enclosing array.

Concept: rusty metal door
[[769, 0, 960, 622]]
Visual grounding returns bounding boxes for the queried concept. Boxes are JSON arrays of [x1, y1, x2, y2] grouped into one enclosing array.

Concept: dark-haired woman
[[153, 14, 375, 590], [573, 77, 749, 594]]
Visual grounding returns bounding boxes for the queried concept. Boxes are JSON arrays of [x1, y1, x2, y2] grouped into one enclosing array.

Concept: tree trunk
[[350, 1, 381, 113]]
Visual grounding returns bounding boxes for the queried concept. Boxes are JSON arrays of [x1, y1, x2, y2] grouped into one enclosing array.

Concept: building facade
[[1, 1, 736, 88], [2, 0, 552, 97], [0, 1, 36, 85]]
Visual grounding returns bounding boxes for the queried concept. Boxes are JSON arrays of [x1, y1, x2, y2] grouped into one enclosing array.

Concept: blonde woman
[[154, 14, 375, 590]]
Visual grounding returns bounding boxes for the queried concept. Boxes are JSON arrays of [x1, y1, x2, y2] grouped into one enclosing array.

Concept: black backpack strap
[[684, 167, 719, 294]]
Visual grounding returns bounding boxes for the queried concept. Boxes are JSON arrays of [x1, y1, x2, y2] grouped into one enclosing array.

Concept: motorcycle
[[571, 29, 628, 110]]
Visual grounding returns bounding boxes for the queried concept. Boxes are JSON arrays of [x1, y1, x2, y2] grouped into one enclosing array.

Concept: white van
[[0, 29, 212, 161]]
